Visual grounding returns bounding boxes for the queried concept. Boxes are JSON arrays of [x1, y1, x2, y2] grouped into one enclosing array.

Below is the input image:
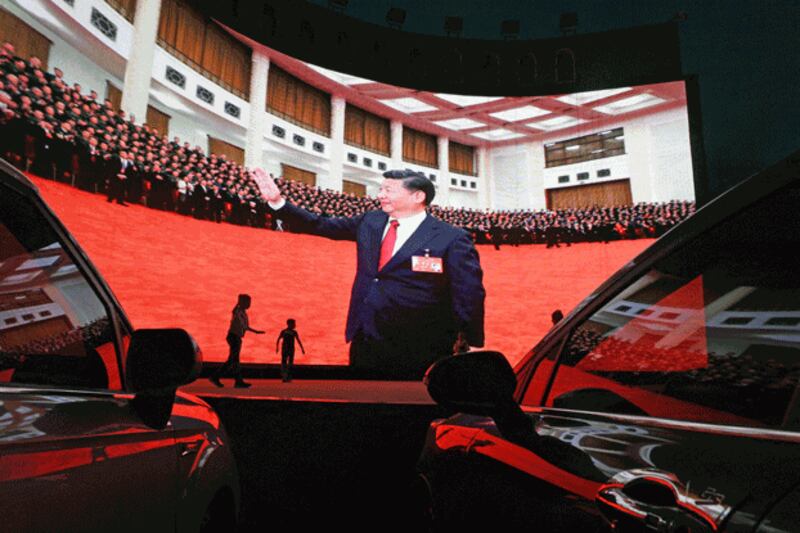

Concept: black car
[[0, 159, 240, 532], [417, 150, 800, 532]]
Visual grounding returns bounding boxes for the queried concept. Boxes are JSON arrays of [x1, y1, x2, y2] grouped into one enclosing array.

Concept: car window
[[0, 184, 121, 390], [543, 180, 800, 428]]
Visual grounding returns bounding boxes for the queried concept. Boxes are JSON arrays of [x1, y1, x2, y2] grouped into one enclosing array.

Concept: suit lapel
[[380, 214, 440, 272], [366, 212, 387, 275]]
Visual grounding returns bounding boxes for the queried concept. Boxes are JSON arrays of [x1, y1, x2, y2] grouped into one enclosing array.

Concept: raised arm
[[251, 167, 362, 240]]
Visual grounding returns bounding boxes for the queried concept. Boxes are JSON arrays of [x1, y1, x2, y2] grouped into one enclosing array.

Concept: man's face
[[377, 179, 423, 216]]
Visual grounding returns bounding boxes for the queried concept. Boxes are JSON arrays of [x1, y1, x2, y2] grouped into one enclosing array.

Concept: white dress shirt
[[381, 209, 427, 256]]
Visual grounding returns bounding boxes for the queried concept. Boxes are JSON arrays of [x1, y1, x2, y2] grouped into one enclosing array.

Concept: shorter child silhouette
[[276, 318, 305, 382]]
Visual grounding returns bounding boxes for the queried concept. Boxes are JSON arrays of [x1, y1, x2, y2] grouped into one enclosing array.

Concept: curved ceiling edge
[[191, 0, 683, 97]]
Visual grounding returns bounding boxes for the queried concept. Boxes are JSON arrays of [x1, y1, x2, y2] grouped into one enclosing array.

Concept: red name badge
[[412, 255, 444, 274]]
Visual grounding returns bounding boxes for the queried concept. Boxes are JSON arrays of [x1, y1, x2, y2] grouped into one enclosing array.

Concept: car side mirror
[[126, 328, 202, 429], [425, 351, 537, 445], [127, 328, 202, 392], [425, 352, 601, 479], [424, 351, 517, 417]]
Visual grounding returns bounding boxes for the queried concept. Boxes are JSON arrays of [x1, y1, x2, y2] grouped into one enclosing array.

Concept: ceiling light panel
[[379, 97, 438, 113], [528, 116, 587, 130], [489, 105, 550, 122], [432, 118, 486, 130], [470, 129, 526, 141], [593, 93, 666, 115]]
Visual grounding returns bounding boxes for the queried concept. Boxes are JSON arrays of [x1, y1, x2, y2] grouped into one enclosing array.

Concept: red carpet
[[30, 176, 652, 366]]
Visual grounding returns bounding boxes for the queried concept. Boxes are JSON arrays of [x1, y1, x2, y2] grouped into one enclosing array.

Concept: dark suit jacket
[[103, 153, 122, 179], [275, 202, 485, 347]]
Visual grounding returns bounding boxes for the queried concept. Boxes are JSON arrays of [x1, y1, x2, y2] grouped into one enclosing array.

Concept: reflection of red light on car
[[104, 438, 176, 459], [597, 476, 721, 531], [433, 422, 478, 452], [0, 448, 93, 481], [173, 392, 221, 430], [96, 341, 121, 390], [548, 364, 758, 426], [0, 436, 175, 481]]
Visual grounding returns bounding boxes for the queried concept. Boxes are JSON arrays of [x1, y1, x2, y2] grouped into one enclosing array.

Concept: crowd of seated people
[[0, 44, 696, 244]]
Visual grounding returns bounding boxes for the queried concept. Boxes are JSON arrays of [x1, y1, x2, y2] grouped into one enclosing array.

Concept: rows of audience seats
[[0, 43, 696, 245]]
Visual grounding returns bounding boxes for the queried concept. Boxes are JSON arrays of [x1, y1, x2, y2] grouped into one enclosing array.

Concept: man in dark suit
[[105, 150, 127, 206], [191, 179, 211, 219], [210, 184, 225, 223], [254, 167, 486, 379], [75, 134, 101, 191]]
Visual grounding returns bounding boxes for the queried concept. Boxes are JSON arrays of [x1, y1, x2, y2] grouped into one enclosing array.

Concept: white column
[[317, 95, 346, 191], [477, 146, 493, 209], [120, 0, 162, 123], [625, 121, 655, 203], [436, 136, 450, 206], [390, 120, 403, 169], [244, 52, 270, 169], [527, 141, 547, 210]]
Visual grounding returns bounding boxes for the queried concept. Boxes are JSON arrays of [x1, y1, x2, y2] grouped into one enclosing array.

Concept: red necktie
[[378, 220, 399, 270]]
